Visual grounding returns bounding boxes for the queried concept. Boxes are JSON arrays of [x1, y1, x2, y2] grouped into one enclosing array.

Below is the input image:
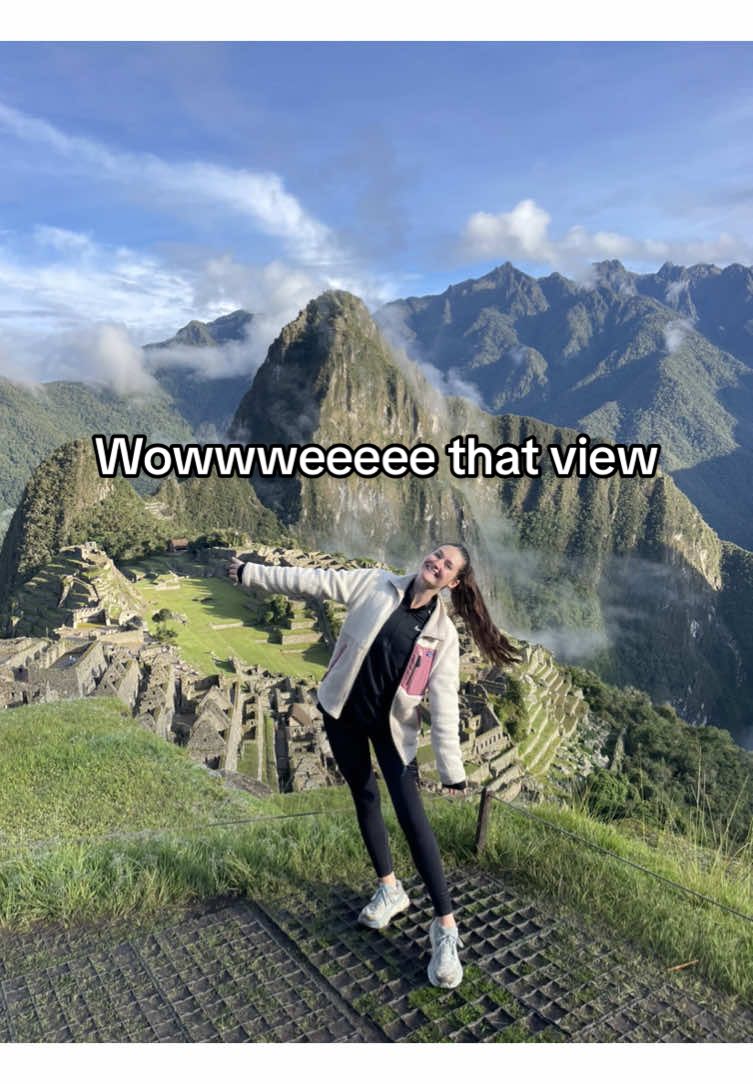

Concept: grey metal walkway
[[1, 869, 751, 1042]]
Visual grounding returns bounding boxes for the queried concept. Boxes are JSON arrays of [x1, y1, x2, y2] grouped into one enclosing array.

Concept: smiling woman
[[226, 541, 520, 990]]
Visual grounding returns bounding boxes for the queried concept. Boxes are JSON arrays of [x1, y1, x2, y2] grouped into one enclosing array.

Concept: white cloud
[[0, 233, 198, 340], [33, 225, 94, 253], [460, 198, 753, 273], [0, 99, 409, 389], [0, 322, 157, 396], [0, 100, 344, 268], [462, 200, 553, 262], [59, 324, 158, 395], [0, 221, 400, 392], [663, 317, 694, 354]]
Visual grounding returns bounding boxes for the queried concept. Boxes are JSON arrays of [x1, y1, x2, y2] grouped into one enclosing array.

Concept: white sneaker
[[358, 880, 410, 929], [427, 918, 464, 988]]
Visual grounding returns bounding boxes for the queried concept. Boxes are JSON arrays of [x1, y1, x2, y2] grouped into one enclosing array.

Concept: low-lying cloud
[[663, 317, 694, 354], [377, 305, 485, 412], [1, 323, 157, 396], [460, 198, 753, 274]]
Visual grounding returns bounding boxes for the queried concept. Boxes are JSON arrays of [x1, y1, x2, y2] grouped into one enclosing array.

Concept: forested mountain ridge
[[379, 260, 753, 549]]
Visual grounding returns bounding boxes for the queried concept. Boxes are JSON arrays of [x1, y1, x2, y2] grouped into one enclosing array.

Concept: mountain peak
[[144, 309, 254, 351], [594, 259, 627, 273], [592, 260, 635, 293]]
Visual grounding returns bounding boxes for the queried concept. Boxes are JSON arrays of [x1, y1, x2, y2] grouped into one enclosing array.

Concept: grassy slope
[[0, 699, 256, 845], [124, 554, 329, 681], [1, 698, 752, 1000]]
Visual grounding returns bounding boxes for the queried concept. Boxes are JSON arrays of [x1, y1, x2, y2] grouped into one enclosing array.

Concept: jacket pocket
[[400, 644, 436, 696], [323, 635, 350, 678]]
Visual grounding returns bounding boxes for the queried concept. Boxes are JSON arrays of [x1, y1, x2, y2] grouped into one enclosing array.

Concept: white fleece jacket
[[239, 562, 466, 785]]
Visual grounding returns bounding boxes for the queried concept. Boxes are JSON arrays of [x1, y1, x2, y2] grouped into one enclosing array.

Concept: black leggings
[[321, 706, 452, 916]]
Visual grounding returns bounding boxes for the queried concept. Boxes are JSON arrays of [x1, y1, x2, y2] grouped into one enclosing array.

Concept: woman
[[227, 542, 519, 989]]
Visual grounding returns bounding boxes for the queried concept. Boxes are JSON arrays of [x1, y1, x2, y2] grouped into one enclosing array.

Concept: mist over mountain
[[379, 261, 753, 550], [596, 260, 753, 366], [145, 309, 257, 438], [230, 289, 753, 746], [0, 311, 257, 517]]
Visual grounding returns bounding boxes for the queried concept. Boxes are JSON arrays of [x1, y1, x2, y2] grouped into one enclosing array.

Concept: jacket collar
[[385, 571, 449, 641]]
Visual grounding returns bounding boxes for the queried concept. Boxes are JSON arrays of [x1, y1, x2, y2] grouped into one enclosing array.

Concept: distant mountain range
[[378, 260, 753, 549], [2, 260, 752, 547], [229, 290, 753, 746]]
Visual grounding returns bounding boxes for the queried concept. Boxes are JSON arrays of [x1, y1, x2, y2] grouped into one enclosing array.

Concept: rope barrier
[[0, 808, 350, 865], [480, 789, 753, 926]]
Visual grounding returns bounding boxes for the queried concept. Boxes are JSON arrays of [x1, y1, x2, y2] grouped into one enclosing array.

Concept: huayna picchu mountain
[[378, 261, 753, 551], [229, 290, 753, 747]]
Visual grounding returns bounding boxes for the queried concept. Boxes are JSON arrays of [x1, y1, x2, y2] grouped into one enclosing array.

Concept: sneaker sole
[[357, 895, 410, 929]]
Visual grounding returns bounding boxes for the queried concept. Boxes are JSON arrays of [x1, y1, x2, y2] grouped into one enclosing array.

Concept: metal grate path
[[0, 869, 751, 1042]]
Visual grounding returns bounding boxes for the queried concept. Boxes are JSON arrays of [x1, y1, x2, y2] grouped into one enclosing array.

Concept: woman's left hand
[[227, 557, 243, 583]]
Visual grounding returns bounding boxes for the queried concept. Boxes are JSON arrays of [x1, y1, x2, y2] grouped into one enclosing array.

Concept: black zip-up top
[[341, 576, 436, 728]]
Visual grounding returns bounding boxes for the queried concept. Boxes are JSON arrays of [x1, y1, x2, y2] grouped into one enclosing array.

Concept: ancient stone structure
[[26, 639, 107, 702], [136, 655, 177, 740]]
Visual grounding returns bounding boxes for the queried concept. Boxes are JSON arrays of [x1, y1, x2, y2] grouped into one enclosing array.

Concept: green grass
[[0, 699, 254, 845], [237, 740, 259, 779], [263, 716, 277, 790], [473, 800, 753, 1002], [0, 699, 372, 928], [1, 700, 752, 1002], [123, 554, 329, 681]]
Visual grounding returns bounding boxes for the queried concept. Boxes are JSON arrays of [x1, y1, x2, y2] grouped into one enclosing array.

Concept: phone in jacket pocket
[[400, 644, 436, 696]]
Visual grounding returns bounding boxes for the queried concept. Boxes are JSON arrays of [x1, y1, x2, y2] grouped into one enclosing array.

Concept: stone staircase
[[512, 645, 589, 782], [464, 707, 525, 801], [278, 601, 324, 651], [485, 748, 525, 799]]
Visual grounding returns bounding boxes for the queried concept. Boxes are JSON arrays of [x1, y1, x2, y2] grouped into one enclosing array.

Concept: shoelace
[[434, 927, 464, 972], [436, 927, 464, 950], [367, 883, 397, 915]]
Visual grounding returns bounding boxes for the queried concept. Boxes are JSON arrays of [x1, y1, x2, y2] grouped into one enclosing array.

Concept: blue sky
[[1, 41, 752, 388]]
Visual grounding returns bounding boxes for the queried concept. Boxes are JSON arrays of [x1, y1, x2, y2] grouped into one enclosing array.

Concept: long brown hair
[[441, 542, 522, 668]]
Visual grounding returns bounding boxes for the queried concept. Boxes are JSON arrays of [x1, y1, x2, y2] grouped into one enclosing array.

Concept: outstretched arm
[[227, 556, 380, 606]]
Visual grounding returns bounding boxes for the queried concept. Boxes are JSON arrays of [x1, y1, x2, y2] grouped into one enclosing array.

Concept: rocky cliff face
[[229, 291, 753, 744]]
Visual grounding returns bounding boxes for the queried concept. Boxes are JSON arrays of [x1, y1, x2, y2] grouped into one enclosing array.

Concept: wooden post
[[474, 787, 493, 856]]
